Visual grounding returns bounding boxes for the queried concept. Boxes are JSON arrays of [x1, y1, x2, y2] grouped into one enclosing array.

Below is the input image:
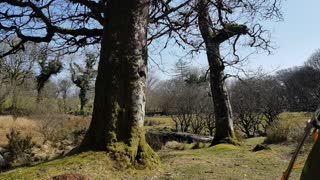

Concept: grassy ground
[[0, 137, 312, 179], [144, 116, 175, 131], [0, 113, 314, 179]]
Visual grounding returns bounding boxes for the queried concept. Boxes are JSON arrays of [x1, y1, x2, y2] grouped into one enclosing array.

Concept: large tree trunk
[[197, 0, 237, 145], [76, 0, 159, 167], [207, 44, 236, 145]]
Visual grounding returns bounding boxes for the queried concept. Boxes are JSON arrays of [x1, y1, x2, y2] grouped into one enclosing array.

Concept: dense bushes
[[33, 114, 89, 146], [264, 121, 289, 144], [0, 114, 90, 168], [264, 113, 312, 144]]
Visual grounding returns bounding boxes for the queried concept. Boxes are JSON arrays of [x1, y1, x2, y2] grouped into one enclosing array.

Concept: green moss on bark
[[211, 137, 240, 146], [107, 127, 161, 169]]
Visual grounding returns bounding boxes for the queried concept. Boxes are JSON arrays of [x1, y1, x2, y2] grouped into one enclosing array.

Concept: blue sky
[[251, 0, 320, 70], [152, 0, 320, 79]]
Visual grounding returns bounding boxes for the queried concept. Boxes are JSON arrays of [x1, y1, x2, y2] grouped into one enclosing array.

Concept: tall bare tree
[[0, 43, 35, 113], [278, 66, 320, 112], [0, 73, 10, 113], [150, 0, 283, 144], [57, 79, 73, 113], [305, 49, 320, 71], [36, 46, 63, 103], [70, 53, 97, 115]]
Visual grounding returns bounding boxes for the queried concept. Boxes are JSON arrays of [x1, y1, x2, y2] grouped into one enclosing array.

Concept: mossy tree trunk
[[207, 44, 236, 145], [197, 0, 237, 145], [79, 87, 88, 115], [77, 0, 159, 167]]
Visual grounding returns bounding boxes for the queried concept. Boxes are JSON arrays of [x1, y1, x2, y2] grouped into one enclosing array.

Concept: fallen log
[[145, 131, 213, 150]]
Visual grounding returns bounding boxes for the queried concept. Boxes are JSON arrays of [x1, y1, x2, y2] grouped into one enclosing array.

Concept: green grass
[[159, 137, 310, 180], [279, 112, 312, 122], [0, 137, 311, 180], [144, 116, 175, 131]]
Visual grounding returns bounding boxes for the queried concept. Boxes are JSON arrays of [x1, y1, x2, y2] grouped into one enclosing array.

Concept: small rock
[[65, 146, 73, 151], [0, 154, 9, 170], [252, 144, 271, 152], [0, 147, 8, 154], [3, 152, 13, 162]]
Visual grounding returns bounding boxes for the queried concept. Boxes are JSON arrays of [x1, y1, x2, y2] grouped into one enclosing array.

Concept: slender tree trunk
[[10, 81, 18, 117], [36, 88, 43, 104], [62, 93, 67, 113], [79, 88, 87, 115], [207, 45, 236, 145], [76, 0, 159, 167], [197, 0, 236, 145], [0, 84, 9, 114]]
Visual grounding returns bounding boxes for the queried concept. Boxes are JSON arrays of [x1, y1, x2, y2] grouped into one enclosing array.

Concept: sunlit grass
[[0, 112, 313, 179]]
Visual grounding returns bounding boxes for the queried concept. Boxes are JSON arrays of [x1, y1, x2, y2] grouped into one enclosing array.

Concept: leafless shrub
[[6, 129, 35, 165]]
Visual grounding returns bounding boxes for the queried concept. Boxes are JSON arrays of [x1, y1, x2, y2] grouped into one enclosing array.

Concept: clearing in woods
[[0, 113, 312, 180]]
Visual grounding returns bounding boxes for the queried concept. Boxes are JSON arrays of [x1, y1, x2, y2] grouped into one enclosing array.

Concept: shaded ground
[[0, 137, 312, 180]]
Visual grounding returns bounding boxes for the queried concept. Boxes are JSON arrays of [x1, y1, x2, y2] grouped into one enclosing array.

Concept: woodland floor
[[0, 114, 313, 180], [0, 137, 312, 180]]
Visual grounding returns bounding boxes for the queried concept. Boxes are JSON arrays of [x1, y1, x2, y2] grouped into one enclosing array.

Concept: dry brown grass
[[0, 115, 91, 146], [0, 116, 42, 146]]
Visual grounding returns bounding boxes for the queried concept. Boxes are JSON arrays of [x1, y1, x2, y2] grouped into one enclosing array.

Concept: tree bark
[[36, 88, 43, 104], [207, 44, 236, 145], [10, 82, 18, 115], [79, 88, 87, 115], [62, 92, 67, 113], [76, 0, 159, 167], [197, 0, 237, 145]]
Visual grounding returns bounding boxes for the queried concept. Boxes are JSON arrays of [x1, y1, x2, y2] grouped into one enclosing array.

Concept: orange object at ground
[[312, 130, 318, 141]]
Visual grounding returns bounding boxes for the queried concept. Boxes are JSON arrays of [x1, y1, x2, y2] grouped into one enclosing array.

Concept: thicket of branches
[[148, 49, 320, 138], [0, 43, 95, 115]]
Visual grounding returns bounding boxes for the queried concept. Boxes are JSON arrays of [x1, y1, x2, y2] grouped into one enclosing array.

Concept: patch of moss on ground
[[0, 152, 162, 180], [210, 144, 239, 151]]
